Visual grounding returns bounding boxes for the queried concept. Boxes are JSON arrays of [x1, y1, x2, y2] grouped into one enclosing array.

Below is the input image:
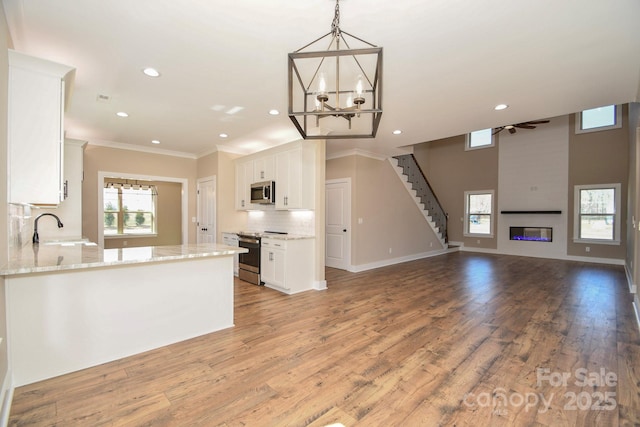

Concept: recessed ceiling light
[[269, 109, 280, 116], [142, 67, 160, 77], [219, 133, 228, 138], [392, 129, 402, 135], [151, 140, 160, 144], [116, 111, 129, 117], [494, 104, 509, 111]]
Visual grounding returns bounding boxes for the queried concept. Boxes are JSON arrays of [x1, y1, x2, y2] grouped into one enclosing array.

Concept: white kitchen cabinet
[[275, 144, 315, 210], [235, 140, 317, 211], [222, 232, 239, 275], [261, 239, 286, 288], [253, 154, 275, 182], [261, 237, 314, 294], [36, 139, 86, 239], [7, 50, 75, 205], [235, 159, 255, 210]]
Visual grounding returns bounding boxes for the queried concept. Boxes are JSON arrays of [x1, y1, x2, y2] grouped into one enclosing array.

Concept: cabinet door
[[261, 240, 287, 289], [254, 155, 275, 182], [275, 152, 289, 209], [260, 247, 275, 284], [272, 248, 287, 288], [275, 148, 302, 209], [8, 67, 63, 204], [235, 160, 254, 210], [285, 147, 302, 208]]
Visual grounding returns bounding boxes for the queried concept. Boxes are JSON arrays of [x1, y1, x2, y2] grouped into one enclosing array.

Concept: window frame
[[464, 190, 495, 238], [103, 185, 158, 238], [573, 183, 621, 245], [465, 128, 495, 151], [574, 105, 622, 134]]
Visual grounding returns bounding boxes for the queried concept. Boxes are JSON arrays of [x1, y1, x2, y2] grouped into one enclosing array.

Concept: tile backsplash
[[9, 203, 32, 249], [245, 209, 315, 236]]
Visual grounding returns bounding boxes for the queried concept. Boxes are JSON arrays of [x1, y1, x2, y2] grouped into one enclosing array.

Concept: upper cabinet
[[235, 141, 317, 211], [275, 146, 314, 210], [7, 50, 75, 205], [235, 159, 255, 210], [253, 154, 275, 182]]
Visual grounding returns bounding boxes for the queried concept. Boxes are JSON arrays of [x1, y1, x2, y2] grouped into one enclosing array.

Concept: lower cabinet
[[261, 238, 314, 294], [222, 232, 239, 276]]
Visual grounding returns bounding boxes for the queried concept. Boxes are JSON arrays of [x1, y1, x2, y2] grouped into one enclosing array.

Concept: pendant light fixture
[[288, 0, 383, 139]]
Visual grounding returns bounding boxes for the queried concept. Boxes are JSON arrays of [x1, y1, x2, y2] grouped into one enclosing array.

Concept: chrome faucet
[[32, 213, 64, 244]]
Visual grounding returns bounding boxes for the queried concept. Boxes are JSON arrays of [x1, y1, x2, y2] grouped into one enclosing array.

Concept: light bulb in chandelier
[[317, 72, 328, 105], [353, 75, 365, 107]]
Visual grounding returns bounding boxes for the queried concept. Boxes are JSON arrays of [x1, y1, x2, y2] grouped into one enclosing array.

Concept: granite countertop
[[260, 234, 314, 241], [227, 231, 315, 241], [1, 242, 248, 276]]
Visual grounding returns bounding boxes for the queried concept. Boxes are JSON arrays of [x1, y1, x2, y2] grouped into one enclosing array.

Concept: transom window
[[575, 105, 622, 134], [464, 190, 494, 237], [573, 184, 621, 244], [104, 182, 157, 236], [466, 128, 494, 150]]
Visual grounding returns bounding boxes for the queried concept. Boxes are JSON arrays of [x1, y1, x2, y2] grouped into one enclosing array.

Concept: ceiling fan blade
[[524, 120, 550, 124], [515, 124, 536, 129], [492, 127, 504, 135], [508, 127, 517, 134]]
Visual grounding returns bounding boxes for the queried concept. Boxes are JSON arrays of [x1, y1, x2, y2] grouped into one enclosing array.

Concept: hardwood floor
[[8, 252, 640, 426]]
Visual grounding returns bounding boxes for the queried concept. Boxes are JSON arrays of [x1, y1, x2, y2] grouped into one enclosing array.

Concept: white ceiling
[[3, 0, 640, 158]]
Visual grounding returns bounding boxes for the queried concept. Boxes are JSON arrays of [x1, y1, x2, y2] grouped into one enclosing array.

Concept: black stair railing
[[393, 154, 448, 243]]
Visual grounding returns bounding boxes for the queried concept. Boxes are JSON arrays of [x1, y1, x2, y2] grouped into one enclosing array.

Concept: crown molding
[[86, 140, 198, 159]]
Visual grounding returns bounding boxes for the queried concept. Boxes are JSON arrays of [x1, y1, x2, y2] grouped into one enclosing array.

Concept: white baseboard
[[0, 369, 13, 427], [459, 246, 625, 266], [313, 280, 327, 291], [624, 263, 638, 294], [347, 249, 448, 273], [563, 254, 625, 266]]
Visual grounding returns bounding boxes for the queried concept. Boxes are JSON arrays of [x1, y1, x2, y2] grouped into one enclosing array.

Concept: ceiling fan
[[492, 120, 550, 135]]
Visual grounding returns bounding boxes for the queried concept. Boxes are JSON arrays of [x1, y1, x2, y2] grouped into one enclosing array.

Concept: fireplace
[[509, 226, 552, 242]]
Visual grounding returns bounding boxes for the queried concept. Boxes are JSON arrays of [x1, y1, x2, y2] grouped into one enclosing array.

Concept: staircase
[[390, 154, 448, 248]]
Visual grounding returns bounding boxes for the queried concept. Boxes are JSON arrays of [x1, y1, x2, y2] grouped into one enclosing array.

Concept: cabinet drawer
[[261, 239, 287, 250]]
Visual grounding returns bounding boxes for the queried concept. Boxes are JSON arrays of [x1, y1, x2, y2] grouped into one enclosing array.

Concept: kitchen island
[[1, 242, 247, 387]]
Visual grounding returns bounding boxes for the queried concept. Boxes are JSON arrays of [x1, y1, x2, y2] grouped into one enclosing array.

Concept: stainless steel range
[[237, 232, 262, 285]]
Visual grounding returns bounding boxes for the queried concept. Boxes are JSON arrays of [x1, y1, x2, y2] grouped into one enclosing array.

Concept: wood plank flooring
[[8, 252, 640, 426]]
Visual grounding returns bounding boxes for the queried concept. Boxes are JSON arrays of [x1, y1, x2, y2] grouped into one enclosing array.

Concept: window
[[573, 184, 621, 244], [464, 190, 494, 237], [104, 183, 157, 236], [466, 128, 494, 150], [575, 105, 622, 134]]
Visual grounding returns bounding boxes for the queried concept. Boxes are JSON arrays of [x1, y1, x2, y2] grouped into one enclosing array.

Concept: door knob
[[343, 229, 347, 232]]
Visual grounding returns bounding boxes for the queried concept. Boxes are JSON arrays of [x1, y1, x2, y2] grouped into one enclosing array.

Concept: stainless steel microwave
[[250, 181, 275, 204]]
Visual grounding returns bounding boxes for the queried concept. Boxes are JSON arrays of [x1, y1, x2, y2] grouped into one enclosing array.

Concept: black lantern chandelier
[[288, 0, 383, 139]]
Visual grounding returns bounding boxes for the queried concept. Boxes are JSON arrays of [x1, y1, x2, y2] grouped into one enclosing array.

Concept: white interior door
[[325, 179, 351, 270], [197, 177, 216, 244]]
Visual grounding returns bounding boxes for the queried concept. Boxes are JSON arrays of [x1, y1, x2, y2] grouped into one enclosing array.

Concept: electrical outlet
[[477, 239, 480, 244], [585, 246, 590, 253], [389, 247, 392, 254]]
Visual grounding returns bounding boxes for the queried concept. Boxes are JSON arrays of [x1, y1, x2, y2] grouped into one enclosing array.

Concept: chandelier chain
[[331, 0, 341, 37]]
